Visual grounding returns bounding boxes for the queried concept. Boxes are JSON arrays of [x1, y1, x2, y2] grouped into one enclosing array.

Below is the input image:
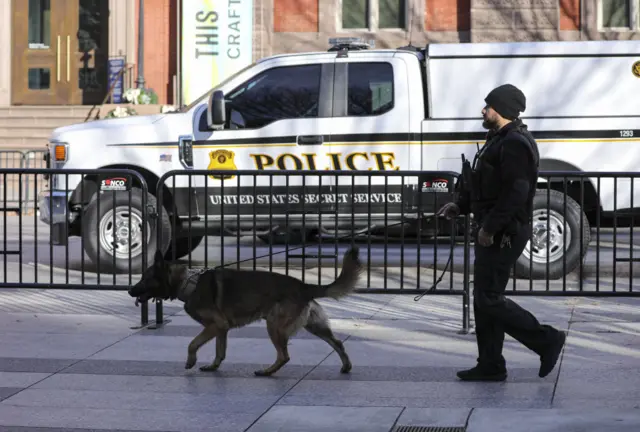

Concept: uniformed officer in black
[[437, 84, 566, 381]]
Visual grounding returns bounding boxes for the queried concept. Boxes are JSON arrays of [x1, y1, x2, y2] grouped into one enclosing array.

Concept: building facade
[[0, 0, 638, 108], [265, 0, 640, 53]]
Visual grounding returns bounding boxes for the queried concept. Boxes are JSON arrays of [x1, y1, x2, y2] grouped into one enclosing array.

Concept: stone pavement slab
[[466, 408, 640, 432], [246, 405, 403, 432], [1, 288, 640, 431], [0, 428, 175, 432], [396, 408, 472, 428]]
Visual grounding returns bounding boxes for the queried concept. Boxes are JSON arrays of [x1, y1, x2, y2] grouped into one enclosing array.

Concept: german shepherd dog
[[128, 246, 364, 376]]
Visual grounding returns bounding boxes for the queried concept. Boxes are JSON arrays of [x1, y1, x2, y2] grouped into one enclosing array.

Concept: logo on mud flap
[[207, 150, 237, 180], [633, 60, 640, 78]]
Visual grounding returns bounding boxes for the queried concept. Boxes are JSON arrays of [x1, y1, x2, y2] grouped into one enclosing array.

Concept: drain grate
[[393, 427, 466, 432]]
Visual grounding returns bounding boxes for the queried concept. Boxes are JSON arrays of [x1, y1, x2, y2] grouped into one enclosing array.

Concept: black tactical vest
[[470, 121, 540, 222]]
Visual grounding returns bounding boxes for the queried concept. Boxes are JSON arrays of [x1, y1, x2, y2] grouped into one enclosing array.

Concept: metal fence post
[[20, 149, 48, 215], [151, 175, 166, 329], [22, 151, 30, 215], [460, 215, 471, 334], [140, 301, 149, 326], [155, 298, 164, 326]]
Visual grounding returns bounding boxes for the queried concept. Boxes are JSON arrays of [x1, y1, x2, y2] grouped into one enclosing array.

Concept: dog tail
[[305, 246, 363, 300]]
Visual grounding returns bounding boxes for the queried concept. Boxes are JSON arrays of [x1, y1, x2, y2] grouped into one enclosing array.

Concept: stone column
[[109, 0, 138, 89], [254, 0, 274, 60]]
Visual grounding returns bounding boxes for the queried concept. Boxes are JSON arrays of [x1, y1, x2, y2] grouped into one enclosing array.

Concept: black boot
[[539, 330, 567, 378], [457, 364, 507, 382]]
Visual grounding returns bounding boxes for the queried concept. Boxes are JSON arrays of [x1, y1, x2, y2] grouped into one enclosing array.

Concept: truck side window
[[224, 64, 322, 129], [347, 62, 394, 116]]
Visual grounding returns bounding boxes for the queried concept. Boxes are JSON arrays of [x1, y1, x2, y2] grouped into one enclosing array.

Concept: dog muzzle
[[133, 294, 163, 307]]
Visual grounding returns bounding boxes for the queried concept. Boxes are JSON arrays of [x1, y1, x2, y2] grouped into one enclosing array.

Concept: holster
[[459, 154, 478, 203]]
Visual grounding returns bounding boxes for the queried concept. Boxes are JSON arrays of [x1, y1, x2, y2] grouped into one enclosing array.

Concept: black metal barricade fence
[[2, 167, 640, 333], [0, 149, 49, 213], [0, 168, 151, 328], [504, 171, 640, 297], [148, 169, 640, 329], [0, 151, 30, 211], [152, 169, 472, 332]]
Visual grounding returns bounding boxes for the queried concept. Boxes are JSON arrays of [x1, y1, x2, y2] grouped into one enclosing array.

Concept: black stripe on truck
[[106, 129, 639, 148], [329, 133, 414, 142], [421, 129, 640, 141]]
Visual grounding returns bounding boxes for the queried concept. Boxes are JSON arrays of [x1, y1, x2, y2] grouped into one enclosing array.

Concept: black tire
[[164, 235, 204, 260], [82, 187, 172, 274], [514, 189, 591, 280]]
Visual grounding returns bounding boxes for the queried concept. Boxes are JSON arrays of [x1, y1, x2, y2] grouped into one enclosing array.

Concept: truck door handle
[[297, 135, 323, 145]]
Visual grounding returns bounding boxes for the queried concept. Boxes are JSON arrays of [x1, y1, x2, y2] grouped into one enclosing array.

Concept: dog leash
[[209, 216, 457, 298], [413, 251, 453, 302]]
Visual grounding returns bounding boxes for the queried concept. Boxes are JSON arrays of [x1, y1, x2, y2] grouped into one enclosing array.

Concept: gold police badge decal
[[207, 149, 237, 180], [633, 60, 640, 78]]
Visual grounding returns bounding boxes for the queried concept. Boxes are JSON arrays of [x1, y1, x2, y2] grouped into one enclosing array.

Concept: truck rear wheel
[[82, 187, 171, 274], [515, 189, 590, 280]]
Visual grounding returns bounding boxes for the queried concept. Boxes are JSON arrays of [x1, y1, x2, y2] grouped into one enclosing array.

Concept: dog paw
[[184, 355, 197, 370], [254, 369, 273, 377], [199, 363, 220, 372], [340, 363, 352, 374]]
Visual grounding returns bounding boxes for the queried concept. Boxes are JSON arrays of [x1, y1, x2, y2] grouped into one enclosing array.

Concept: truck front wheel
[[82, 187, 172, 274], [514, 189, 590, 280]]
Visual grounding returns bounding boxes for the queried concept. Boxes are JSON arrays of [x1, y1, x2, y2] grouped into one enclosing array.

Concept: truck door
[[328, 55, 411, 230], [189, 57, 337, 235]]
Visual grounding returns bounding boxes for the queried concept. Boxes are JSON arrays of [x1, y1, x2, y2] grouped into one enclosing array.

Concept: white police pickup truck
[[40, 37, 640, 279]]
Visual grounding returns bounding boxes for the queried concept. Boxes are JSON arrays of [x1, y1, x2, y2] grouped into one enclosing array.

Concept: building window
[[342, 0, 368, 28], [341, 0, 407, 30], [599, 0, 639, 30]]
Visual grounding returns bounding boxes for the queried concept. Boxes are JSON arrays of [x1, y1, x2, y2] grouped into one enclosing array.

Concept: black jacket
[[457, 119, 540, 235]]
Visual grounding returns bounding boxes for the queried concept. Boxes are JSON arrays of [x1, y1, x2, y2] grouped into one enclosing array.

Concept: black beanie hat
[[484, 84, 526, 120]]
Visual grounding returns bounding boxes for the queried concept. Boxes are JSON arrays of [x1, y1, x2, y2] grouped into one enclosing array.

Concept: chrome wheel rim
[[98, 206, 149, 259], [522, 209, 571, 264]]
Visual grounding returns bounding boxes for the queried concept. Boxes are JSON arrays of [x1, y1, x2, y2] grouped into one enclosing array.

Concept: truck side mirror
[[207, 90, 226, 130]]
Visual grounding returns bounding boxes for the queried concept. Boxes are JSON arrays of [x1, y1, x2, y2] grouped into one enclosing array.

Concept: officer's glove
[[436, 202, 460, 220], [477, 227, 494, 247]]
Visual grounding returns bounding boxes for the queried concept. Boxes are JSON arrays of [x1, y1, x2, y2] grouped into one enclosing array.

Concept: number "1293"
[[620, 130, 634, 138]]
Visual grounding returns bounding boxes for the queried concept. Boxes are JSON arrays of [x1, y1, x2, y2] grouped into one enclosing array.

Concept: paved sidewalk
[[0, 288, 640, 431]]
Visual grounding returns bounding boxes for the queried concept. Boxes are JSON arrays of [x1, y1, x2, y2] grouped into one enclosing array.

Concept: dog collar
[[177, 268, 207, 302]]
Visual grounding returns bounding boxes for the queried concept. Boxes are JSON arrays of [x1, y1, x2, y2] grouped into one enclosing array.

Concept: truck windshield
[[176, 62, 257, 113]]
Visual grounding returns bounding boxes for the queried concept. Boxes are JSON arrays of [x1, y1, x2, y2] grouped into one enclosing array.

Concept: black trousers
[[472, 222, 558, 371]]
